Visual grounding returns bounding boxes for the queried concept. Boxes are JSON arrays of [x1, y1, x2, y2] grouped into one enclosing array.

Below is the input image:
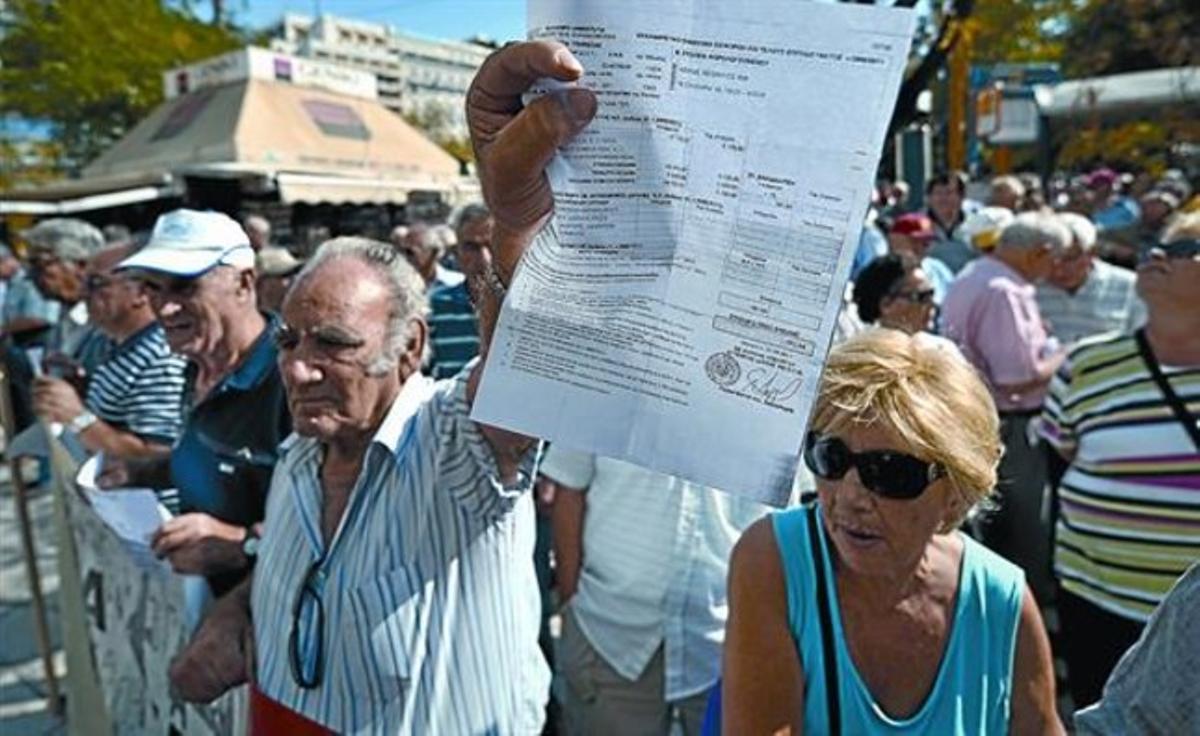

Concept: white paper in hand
[[474, 0, 916, 504], [77, 453, 173, 546]]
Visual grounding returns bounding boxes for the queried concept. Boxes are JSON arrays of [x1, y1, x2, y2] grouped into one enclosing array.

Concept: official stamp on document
[[705, 351, 742, 387]]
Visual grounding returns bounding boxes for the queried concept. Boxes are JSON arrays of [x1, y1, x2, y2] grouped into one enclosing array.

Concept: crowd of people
[[0, 40, 1197, 735]]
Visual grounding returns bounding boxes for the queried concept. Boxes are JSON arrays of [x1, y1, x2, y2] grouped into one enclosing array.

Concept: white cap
[[117, 209, 255, 277], [960, 206, 1015, 251]]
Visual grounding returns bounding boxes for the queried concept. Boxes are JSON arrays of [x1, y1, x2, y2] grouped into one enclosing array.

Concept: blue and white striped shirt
[[252, 367, 549, 734], [85, 322, 187, 444]]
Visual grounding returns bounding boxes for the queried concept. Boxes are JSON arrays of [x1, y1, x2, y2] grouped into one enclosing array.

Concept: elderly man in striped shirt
[[33, 242, 188, 473], [168, 41, 599, 734]]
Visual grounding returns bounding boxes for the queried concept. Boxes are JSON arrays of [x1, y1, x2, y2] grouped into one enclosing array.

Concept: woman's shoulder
[[959, 533, 1026, 605]]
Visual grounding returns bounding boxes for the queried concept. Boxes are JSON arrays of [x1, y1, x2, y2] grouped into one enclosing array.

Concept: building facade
[[270, 14, 493, 139]]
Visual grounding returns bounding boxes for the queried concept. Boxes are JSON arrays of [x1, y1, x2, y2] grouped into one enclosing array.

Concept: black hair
[[853, 254, 908, 323], [925, 170, 968, 196]]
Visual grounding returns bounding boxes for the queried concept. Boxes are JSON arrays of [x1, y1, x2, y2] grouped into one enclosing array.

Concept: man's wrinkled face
[[29, 250, 86, 303], [1048, 241, 1092, 291], [278, 259, 405, 443], [397, 232, 438, 278], [85, 248, 143, 337], [137, 267, 243, 358], [456, 217, 494, 278]]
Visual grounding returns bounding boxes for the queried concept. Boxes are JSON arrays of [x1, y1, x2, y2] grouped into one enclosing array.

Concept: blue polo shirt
[[170, 315, 290, 539]]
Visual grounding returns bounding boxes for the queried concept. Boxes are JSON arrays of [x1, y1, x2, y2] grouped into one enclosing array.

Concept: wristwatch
[[242, 527, 261, 559], [69, 410, 99, 434]]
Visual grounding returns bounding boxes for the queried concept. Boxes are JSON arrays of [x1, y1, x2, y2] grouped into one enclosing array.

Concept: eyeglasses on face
[[888, 287, 936, 306], [803, 431, 944, 500]]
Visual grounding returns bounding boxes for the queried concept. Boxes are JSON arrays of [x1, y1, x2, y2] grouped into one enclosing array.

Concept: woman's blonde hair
[[810, 328, 1001, 531]]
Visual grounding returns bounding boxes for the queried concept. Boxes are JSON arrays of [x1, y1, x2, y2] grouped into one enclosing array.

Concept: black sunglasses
[[289, 557, 326, 689], [889, 287, 936, 305], [803, 431, 944, 500]]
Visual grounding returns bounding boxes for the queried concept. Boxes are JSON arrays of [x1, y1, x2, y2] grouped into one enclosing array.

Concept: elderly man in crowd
[[544, 446, 767, 735], [167, 42, 598, 734], [395, 222, 465, 292], [22, 218, 111, 371], [989, 174, 1026, 211], [1, 240, 61, 430], [242, 215, 272, 252], [255, 246, 304, 314], [102, 209, 290, 596], [943, 211, 1071, 600], [426, 204, 493, 379], [32, 243, 188, 469], [1037, 212, 1145, 347]]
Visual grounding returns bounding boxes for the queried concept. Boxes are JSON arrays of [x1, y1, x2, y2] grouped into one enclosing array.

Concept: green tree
[[1060, 0, 1199, 78], [402, 100, 474, 164], [969, 0, 1075, 65], [0, 0, 239, 169]]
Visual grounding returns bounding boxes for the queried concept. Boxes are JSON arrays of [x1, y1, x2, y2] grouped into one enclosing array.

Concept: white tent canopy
[[3, 73, 470, 214]]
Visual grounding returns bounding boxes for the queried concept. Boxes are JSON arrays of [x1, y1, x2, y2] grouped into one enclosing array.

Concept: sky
[[240, 0, 527, 44]]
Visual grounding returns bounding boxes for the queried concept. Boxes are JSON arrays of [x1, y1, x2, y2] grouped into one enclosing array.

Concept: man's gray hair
[[406, 223, 446, 257], [243, 214, 271, 236], [997, 211, 1071, 254], [22, 218, 104, 261], [1056, 212, 1098, 252], [990, 175, 1026, 198], [454, 203, 490, 238], [295, 236, 429, 375]]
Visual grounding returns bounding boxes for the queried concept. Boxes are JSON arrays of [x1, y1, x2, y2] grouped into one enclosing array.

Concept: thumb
[[484, 88, 598, 235]]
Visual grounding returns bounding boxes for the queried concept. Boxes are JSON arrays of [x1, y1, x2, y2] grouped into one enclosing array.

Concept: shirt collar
[[982, 254, 1032, 288], [434, 264, 465, 289], [217, 312, 280, 393], [371, 372, 436, 453]]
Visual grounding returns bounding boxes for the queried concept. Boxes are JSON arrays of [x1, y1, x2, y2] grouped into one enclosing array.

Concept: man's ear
[[398, 318, 429, 378], [237, 268, 257, 300]]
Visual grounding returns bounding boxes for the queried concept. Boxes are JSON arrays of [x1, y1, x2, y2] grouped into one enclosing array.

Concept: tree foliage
[[0, 0, 239, 169], [969, 0, 1074, 65], [402, 101, 474, 164], [1059, 0, 1199, 78]]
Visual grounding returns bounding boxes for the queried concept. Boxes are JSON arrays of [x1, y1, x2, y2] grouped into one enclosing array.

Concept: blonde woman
[[723, 329, 1062, 734]]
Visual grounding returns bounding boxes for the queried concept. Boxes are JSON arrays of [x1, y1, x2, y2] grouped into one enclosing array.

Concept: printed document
[[473, 0, 915, 503]]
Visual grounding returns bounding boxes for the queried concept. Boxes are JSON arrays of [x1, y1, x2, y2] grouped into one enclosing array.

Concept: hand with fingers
[[466, 40, 598, 287], [169, 582, 254, 703], [151, 512, 249, 576], [31, 376, 85, 424]]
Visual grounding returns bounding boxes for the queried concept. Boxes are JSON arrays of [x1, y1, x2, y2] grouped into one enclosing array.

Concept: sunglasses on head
[[803, 431, 944, 500]]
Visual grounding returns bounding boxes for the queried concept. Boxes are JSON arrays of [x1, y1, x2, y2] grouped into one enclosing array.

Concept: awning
[[0, 178, 183, 215], [276, 173, 416, 204], [4, 76, 467, 213]]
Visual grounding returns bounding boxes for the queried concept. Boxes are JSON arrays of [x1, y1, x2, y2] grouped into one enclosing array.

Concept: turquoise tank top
[[771, 505, 1024, 735]]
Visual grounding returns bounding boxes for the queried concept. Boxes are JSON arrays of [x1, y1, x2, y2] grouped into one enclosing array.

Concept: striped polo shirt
[[85, 322, 187, 444], [252, 367, 549, 734], [427, 280, 480, 380], [1036, 259, 1147, 347], [1040, 332, 1200, 621]]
